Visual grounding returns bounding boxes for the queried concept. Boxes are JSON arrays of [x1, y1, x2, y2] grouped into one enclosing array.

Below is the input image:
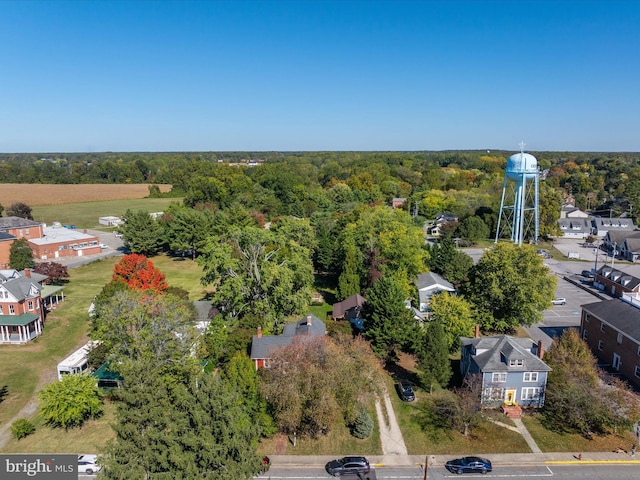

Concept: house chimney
[[474, 324, 480, 338], [257, 326, 262, 338], [25, 268, 31, 278], [537, 340, 544, 359], [306, 315, 312, 326]]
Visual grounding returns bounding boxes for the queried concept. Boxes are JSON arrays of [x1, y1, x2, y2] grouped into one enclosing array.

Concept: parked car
[[551, 297, 566, 305], [78, 454, 101, 475], [582, 270, 595, 278], [445, 456, 492, 474], [395, 380, 415, 402], [325, 456, 370, 476]]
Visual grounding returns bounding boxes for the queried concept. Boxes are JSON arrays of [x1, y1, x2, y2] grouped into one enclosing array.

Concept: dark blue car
[[445, 456, 492, 474]]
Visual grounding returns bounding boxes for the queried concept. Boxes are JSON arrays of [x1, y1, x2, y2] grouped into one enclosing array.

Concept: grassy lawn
[[0, 257, 118, 433], [1, 401, 117, 454], [521, 413, 638, 453], [32, 198, 182, 230]]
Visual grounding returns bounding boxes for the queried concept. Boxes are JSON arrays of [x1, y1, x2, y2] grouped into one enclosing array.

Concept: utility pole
[[423, 455, 428, 480]]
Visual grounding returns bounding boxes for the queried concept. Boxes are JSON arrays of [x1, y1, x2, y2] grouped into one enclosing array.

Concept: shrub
[[350, 406, 374, 439], [11, 418, 35, 440], [38, 374, 104, 429]]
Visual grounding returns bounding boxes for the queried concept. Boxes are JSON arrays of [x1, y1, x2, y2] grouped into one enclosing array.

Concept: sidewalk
[[267, 451, 640, 468]]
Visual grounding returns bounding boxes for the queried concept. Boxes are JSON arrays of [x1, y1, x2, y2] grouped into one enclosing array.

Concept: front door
[[613, 353, 621, 371], [505, 389, 517, 405]]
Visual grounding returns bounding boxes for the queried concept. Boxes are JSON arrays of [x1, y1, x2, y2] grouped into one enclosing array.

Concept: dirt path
[[375, 390, 408, 456]]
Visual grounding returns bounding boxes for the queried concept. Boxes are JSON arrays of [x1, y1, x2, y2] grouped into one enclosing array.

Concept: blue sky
[[1, 1, 639, 152]]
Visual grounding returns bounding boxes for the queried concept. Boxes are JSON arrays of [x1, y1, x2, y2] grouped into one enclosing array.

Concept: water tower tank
[[506, 152, 538, 180]]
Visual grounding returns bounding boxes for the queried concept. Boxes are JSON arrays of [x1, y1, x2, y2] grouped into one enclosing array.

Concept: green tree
[[198, 227, 313, 328], [463, 243, 557, 332], [9, 238, 35, 270], [417, 318, 452, 391], [539, 183, 563, 238], [543, 329, 640, 437], [92, 289, 197, 378], [101, 365, 263, 480], [350, 406, 374, 439], [428, 292, 475, 353], [119, 209, 165, 256], [363, 275, 416, 361], [222, 352, 276, 437], [337, 243, 361, 300], [38, 374, 103, 429], [455, 216, 490, 244], [428, 237, 473, 288], [163, 204, 215, 259]]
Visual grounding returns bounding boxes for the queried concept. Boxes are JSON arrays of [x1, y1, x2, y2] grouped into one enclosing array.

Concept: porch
[[0, 313, 43, 344]]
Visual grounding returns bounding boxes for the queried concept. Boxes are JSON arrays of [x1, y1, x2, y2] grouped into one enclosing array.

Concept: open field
[[0, 183, 172, 206], [32, 198, 182, 230]]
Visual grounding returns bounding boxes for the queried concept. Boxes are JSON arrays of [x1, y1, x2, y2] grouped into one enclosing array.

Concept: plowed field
[[0, 183, 172, 206]]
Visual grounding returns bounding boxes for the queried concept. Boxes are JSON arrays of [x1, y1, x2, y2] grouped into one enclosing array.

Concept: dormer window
[[509, 359, 524, 367]]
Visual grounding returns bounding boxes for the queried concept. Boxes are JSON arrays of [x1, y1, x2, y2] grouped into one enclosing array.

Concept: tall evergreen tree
[[363, 275, 415, 361], [101, 365, 263, 480], [418, 318, 451, 391], [337, 244, 361, 300]]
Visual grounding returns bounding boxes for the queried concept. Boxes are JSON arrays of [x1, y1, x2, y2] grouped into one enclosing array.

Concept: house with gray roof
[[592, 216, 636, 238], [416, 272, 456, 313], [621, 234, 640, 262], [250, 314, 326, 369], [580, 294, 640, 390], [0, 268, 47, 344], [557, 217, 592, 238], [601, 230, 640, 256], [460, 334, 551, 411]]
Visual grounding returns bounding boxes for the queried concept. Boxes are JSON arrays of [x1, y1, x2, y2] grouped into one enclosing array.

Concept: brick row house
[[0, 268, 47, 344], [593, 266, 640, 298], [580, 293, 640, 390]]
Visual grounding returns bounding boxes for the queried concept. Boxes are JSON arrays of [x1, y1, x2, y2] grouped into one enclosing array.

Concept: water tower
[[495, 145, 540, 245]]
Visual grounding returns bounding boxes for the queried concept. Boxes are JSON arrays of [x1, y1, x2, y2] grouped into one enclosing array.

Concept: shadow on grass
[[0, 385, 7, 404]]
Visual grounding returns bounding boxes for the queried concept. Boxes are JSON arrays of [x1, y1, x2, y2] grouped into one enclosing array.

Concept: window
[[492, 372, 507, 383], [521, 387, 540, 400], [584, 314, 590, 323], [523, 372, 538, 382], [59, 245, 68, 251], [0, 305, 2, 313], [600, 323, 606, 333], [583, 330, 589, 340], [617, 333, 623, 344], [637, 345, 640, 357], [9, 305, 15, 314], [483, 387, 504, 402], [25, 228, 30, 235], [509, 359, 524, 367], [28, 300, 34, 311], [635, 366, 640, 378], [598, 340, 604, 351]]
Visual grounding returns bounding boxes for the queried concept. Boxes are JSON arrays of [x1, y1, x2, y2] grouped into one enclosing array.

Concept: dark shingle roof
[[333, 294, 365, 319], [461, 335, 551, 373], [582, 298, 640, 343], [0, 216, 42, 230]]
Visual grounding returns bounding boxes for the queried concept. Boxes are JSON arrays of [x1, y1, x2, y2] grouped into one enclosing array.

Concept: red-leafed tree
[[112, 254, 168, 293], [33, 262, 69, 284]]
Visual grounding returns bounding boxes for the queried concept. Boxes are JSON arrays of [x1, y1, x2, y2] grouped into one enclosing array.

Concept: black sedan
[[445, 456, 492, 474], [325, 456, 370, 476]]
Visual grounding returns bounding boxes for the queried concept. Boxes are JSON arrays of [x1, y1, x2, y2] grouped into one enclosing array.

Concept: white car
[[551, 297, 566, 305], [100, 243, 109, 249], [78, 454, 101, 475]]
